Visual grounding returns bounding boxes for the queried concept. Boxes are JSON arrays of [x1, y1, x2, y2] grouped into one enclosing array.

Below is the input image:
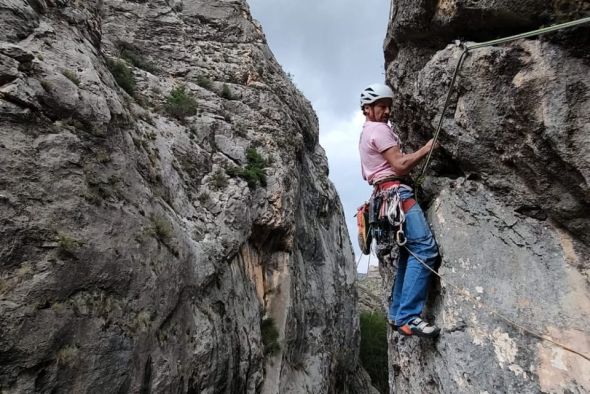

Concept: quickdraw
[[371, 184, 415, 248], [384, 188, 407, 246]]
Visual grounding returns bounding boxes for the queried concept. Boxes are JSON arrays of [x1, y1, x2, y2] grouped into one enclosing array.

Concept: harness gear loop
[[386, 189, 405, 227], [395, 229, 407, 246], [371, 183, 419, 247], [384, 187, 410, 246]]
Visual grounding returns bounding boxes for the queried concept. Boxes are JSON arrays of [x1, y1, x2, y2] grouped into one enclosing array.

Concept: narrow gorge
[[2, 0, 589, 393]]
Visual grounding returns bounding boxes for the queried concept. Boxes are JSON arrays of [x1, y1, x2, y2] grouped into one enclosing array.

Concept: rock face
[[0, 0, 375, 392], [383, 1, 590, 393], [357, 265, 386, 314]]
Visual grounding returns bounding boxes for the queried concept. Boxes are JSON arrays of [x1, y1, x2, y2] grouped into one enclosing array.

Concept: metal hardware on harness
[[385, 189, 408, 246], [395, 229, 407, 246], [368, 184, 411, 250]]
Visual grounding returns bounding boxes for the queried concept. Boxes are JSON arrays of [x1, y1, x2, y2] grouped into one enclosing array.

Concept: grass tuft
[[118, 43, 158, 73], [164, 85, 198, 120], [209, 169, 227, 190], [57, 234, 83, 257], [227, 147, 267, 189], [56, 345, 79, 366], [221, 83, 233, 100], [150, 215, 173, 243], [196, 74, 212, 89], [261, 317, 280, 357], [40, 80, 52, 92], [107, 59, 136, 96], [62, 70, 80, 86]]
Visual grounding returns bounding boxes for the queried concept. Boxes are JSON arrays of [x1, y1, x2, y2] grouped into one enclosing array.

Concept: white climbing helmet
[[360, 83, 394, 108]]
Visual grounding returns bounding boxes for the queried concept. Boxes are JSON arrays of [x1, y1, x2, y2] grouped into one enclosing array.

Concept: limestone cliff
[[383, 1, 590, 393], [0, 0, 375, 392], [357, 266, 385, 314]]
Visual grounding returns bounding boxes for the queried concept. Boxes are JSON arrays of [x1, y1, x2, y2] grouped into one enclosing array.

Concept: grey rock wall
[[0, 0, 375, 392], [357, 266, 386, 314], [383, 1, 590, 393]]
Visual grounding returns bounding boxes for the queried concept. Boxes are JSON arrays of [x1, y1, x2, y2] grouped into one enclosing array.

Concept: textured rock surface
[[357, 265, 386, 314], [383, 1, 590, 393], [0, 0, 375, 392]]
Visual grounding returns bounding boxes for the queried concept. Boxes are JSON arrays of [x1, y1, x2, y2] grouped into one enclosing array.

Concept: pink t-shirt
[[359, 121, 400, 184]]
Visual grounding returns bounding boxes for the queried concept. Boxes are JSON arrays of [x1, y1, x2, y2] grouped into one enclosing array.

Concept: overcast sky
[[247, 0, 391, 273]]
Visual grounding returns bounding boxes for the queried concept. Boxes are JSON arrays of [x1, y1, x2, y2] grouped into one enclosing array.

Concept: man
[[358, 83, 440, 338]]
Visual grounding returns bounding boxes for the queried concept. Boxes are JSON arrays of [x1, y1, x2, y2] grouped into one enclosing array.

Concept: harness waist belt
[[376, 181, 401, 191], [401, 198, 417, 213], [374, 175, 415, 187], [373, 182, 417, 213]]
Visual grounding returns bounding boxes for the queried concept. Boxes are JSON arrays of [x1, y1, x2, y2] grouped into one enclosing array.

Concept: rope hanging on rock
[[463, 16, 590, 51], [408, 16, 590, 363], [416, 16, 590, 185]]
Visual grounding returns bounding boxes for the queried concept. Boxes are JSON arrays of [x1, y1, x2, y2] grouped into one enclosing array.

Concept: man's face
[[364, 98, 392, 123]]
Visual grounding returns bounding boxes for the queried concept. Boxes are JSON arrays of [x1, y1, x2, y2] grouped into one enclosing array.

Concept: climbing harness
[[375, 181, 413, 243], [356, 178, 417, 258], [385, 189, 407, 246], [402, 245, 590, 363], [416, 15, 590, 187]]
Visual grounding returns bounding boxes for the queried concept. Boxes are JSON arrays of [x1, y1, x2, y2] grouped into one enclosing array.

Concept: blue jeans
[[388, 188, 439, 326]]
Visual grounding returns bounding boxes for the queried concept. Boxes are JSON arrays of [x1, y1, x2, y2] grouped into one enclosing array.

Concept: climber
[[358, 83, 441, 338]]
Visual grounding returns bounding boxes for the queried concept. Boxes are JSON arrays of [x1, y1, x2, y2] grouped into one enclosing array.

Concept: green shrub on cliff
[[118, 43, 158, 73], [62, 69, 80, 86], [359, 311, 388, 393], [107, 59, 136, 96], [227, 147, 267, 189], [243, 148, 267, 187], [261, 317, 280, 357], [197, 74, 212, 89], [149, 215, 173, 243], [209, 169, 227, 190], [164, 85, 198, 120], [221, 83, 233, 100]]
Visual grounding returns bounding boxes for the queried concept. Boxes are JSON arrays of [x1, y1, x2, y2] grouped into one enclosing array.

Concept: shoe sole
[[397, 327, 440, 338]]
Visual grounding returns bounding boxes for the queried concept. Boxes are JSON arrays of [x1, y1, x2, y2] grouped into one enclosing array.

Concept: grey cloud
[[248, 0, 390, 117]]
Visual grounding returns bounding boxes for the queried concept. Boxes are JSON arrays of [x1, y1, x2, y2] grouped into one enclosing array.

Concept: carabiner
[[396, 229, 407, 246]]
